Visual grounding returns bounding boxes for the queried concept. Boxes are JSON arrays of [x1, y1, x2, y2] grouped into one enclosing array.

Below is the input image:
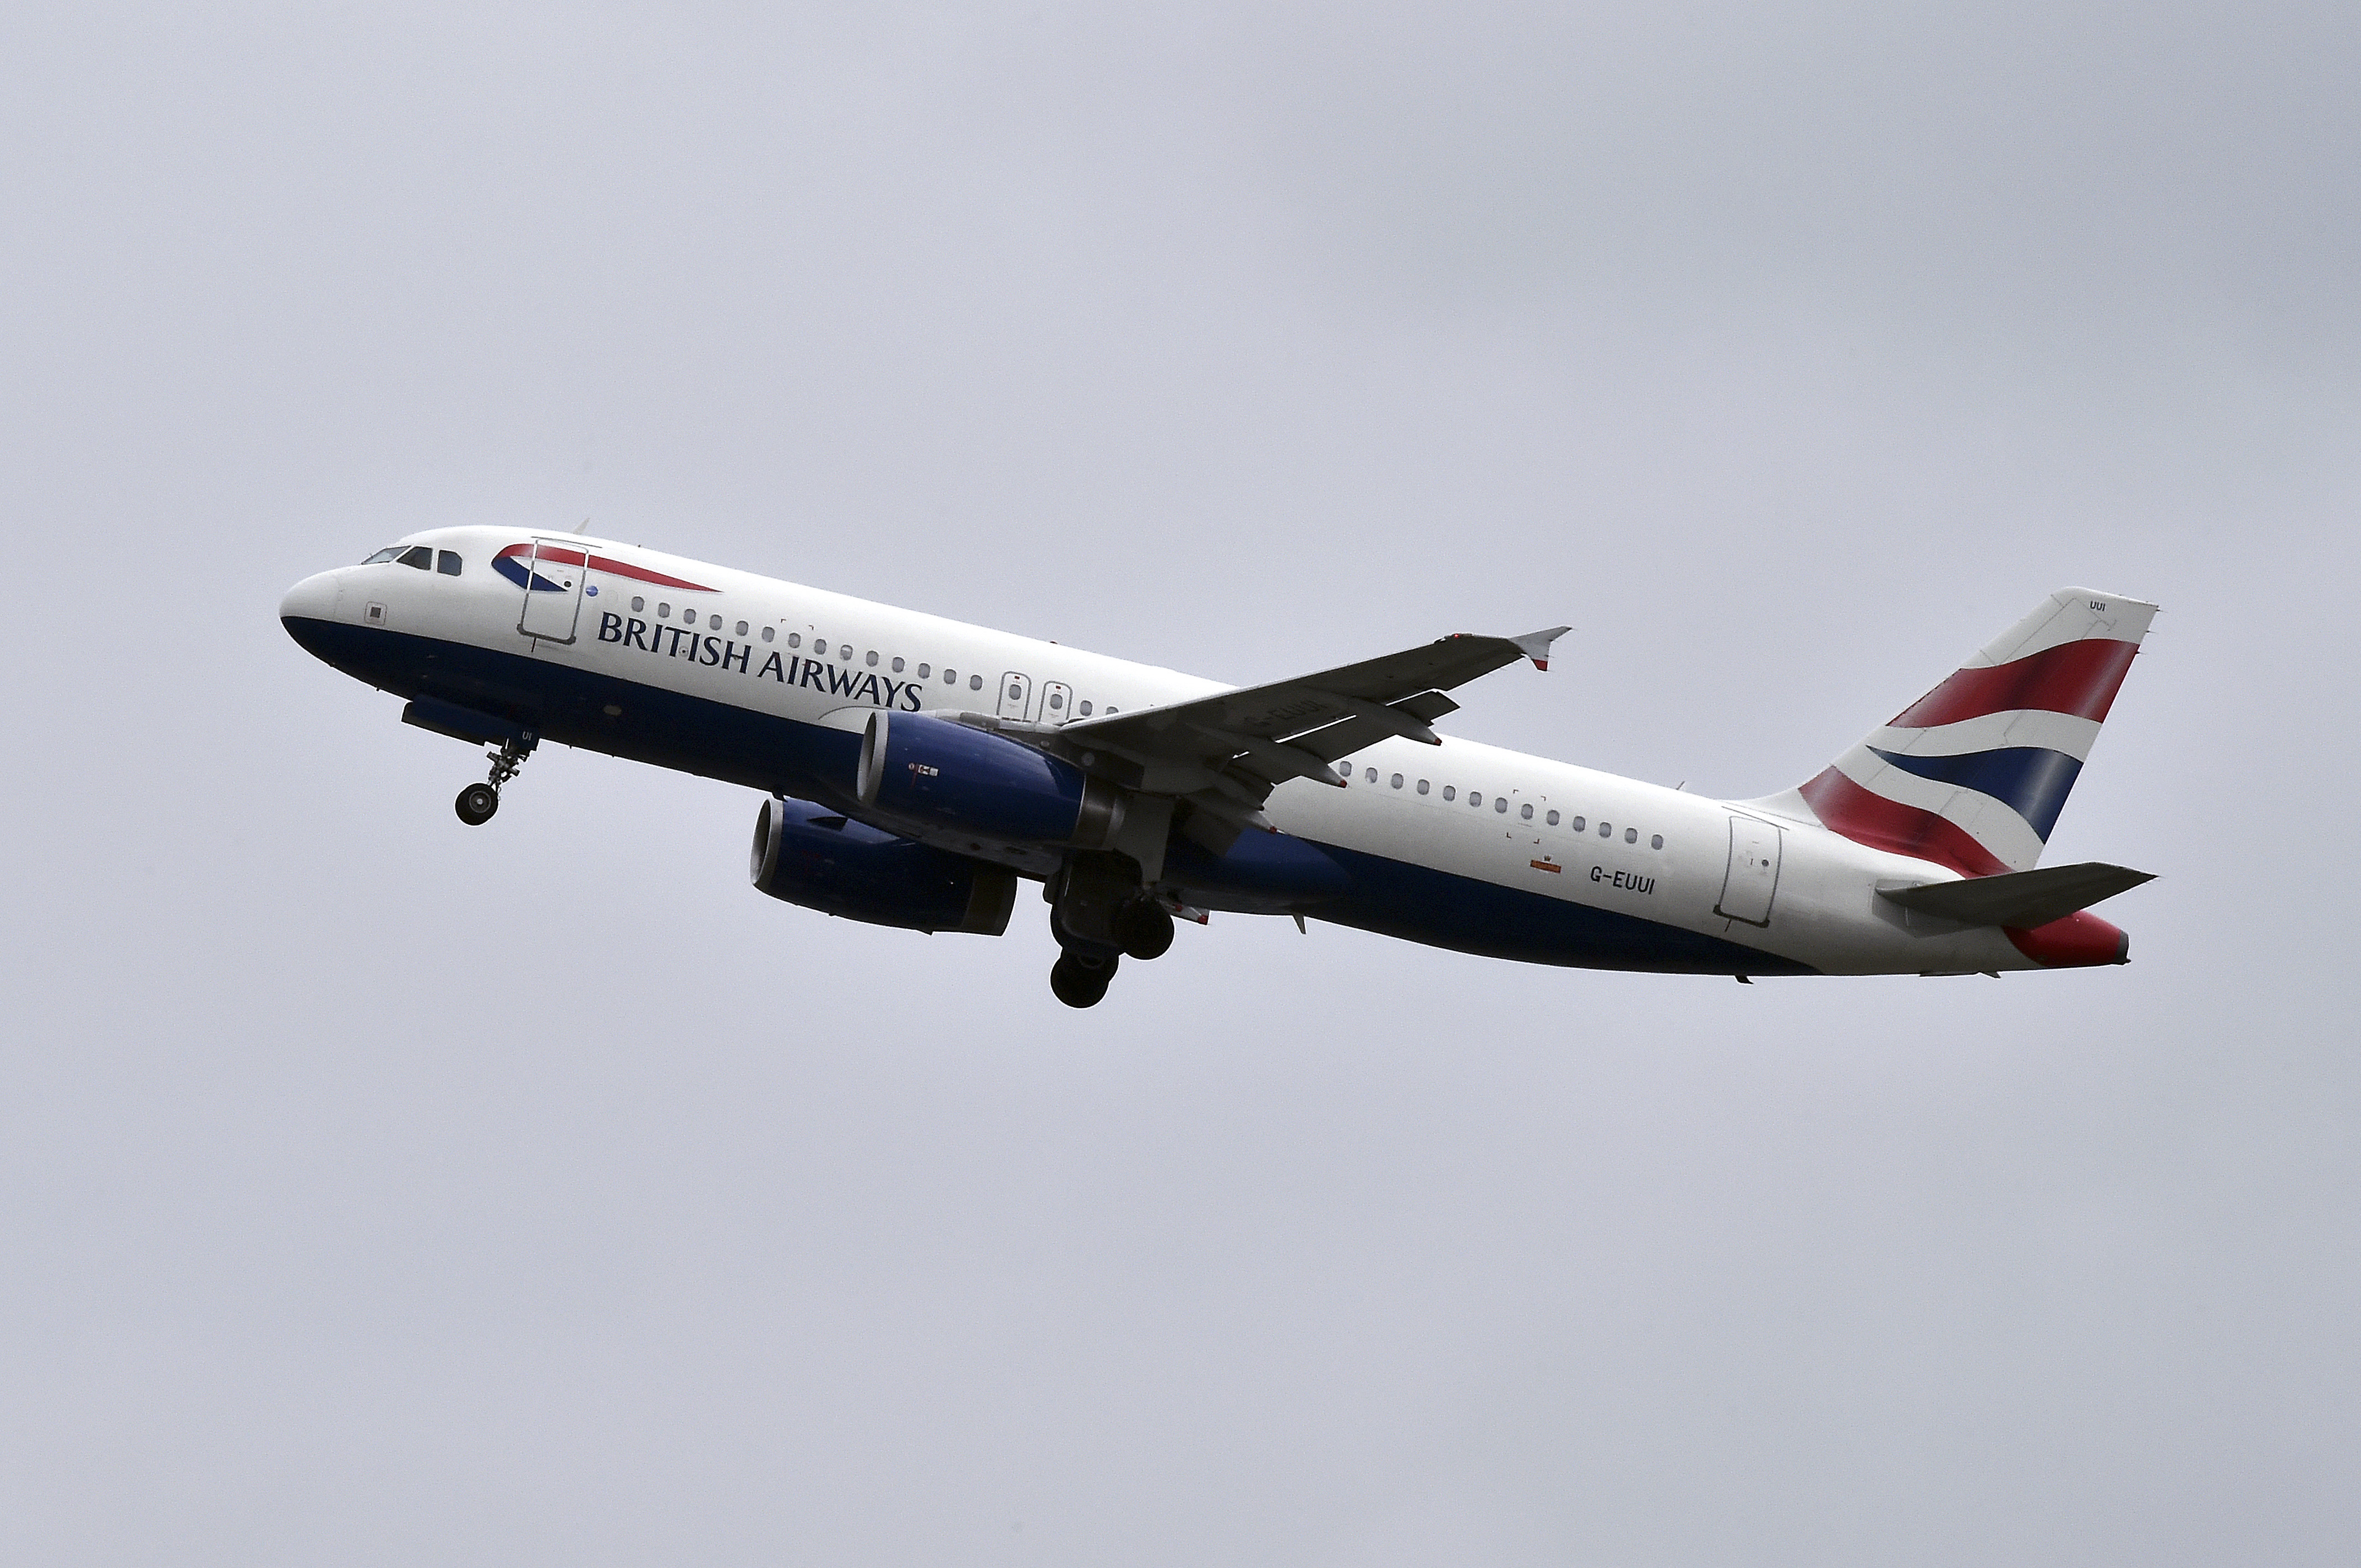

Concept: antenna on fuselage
[[570, 517, 590, 534]]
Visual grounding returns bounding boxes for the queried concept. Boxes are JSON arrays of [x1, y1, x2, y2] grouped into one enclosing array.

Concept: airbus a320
[[281, 530, 2157, 1006]]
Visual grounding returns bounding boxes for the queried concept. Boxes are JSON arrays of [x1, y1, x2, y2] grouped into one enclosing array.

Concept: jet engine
[[749, 794, 1016, 935], [857, 710, 1125, 848]]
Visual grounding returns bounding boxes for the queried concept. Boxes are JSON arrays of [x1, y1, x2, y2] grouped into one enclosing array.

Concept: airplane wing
[[1037, 627, 1571, 821]]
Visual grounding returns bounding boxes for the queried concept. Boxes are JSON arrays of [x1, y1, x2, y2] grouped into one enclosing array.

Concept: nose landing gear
[[453, 731, 536, 826], [454, 782, 499, 825]]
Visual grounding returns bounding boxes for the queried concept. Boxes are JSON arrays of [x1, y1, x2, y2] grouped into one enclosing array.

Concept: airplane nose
[[279, 570, 340, 625]]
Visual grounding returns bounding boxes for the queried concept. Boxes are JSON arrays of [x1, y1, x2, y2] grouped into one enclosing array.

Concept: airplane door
[[515, 538, 589, 644], [1041, 681, 1074, 725], [1715, 814, 1783, 925], [997, 671, 1033, 721]]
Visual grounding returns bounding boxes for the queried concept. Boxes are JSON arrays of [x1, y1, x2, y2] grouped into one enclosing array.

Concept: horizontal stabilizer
[[1876, 861, 2154, 929]]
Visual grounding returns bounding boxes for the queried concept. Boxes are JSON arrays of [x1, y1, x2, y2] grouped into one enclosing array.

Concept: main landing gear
[[453, 732, 536, 826], [1049, 949, 1119, 1009], [1046, 851, 1178, 1008]]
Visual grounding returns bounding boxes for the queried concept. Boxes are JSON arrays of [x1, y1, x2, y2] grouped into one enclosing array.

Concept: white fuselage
[[282, 526, 2055, 978]]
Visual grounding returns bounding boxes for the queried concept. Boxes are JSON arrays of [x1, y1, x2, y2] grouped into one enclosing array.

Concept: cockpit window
[[398, 546, 433, 569], [437, 551, 462, 576], [363, 547, 402, 564]]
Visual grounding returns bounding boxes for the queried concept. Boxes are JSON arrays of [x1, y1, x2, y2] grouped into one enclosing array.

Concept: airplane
[[280, 529, 2158, 1006]]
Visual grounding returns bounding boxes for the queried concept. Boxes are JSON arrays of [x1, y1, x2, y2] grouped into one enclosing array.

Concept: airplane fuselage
[[281, 526, 2134, 982]]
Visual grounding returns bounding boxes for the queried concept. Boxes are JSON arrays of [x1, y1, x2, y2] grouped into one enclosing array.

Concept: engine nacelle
[[857, 710, 1124, 848], [749, 795, 1016, 935]]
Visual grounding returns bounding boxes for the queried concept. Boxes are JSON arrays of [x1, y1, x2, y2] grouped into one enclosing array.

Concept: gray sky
[[4, 4, 2354, 1563]]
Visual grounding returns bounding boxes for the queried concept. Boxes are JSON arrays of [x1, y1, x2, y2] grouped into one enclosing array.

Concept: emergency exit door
[[1715, 814, 1783, 926]]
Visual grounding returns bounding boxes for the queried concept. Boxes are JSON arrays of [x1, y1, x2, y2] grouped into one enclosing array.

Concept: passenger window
[[657, 603, 671, 618], [1390, 773, 1403, 789], [1495, 798, 1508, 813], [709, 614, 722, 630], [1571, 816, 1586, 832], [812, 639, 826, 654], [1418, 780, 1430, 795], [1520, 803, 1533, 820], [917, 663, 930, 678], [1336, 761, 1352, 779], [1049, 691, 1065, 710], [736, 620, 749, 636], [891, 656, 905, 673], [1469, 793, 1483, 808], [363, 547, 402, 564], [398, 546, 432, 569], [1079, 700, 1092, 716], [631, 596, 645, 612], [761, 626, 775, 642], [1651, 834, 1664, 850], [787, 633, 802, 648], [1104, 706, 1118, 714], [970, 674, 983, 691], [1598, 821, 1612, 837], [867, 651, 879, 667], [1625, 827, 1638, 844], [1366, 767, 1378, 783], [437, 551, 462, 576], [1547, 810, 1560, 826], [1442, 786, 1455, 801]]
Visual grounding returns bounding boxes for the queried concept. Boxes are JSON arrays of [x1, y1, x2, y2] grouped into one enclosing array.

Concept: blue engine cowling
[[749, 795, 1017, 934], [856, 710, 1124, 847]]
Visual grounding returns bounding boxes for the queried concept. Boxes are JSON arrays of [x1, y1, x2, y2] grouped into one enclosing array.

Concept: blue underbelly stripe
[[1304, 842, 1816, 976]]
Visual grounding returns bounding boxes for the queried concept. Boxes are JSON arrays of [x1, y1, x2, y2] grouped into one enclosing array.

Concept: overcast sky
[[4, 4, 2355, 1563]]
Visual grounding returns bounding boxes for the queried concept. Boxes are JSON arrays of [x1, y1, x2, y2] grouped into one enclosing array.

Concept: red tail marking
[[2005, 910, 2129, 967], [1892, 639, 2139, 729], [1797, 768, 2010, 878]]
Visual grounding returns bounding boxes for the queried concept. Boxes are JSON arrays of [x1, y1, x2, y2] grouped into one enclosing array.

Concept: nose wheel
[[453, 732, 536, 827]]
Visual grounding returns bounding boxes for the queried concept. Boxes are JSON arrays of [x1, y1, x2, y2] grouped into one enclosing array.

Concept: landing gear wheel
[[1118, 901, 1174, 961], [454, 782, 500, 825], [1049, 951, 1118, 1009], [456, 730, 535, 826]]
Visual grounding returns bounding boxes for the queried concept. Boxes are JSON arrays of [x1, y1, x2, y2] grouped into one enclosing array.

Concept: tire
[[455, 783, 500, 825], [1118, 901, 1174, 961], [1049, 951, 1116, 1009]]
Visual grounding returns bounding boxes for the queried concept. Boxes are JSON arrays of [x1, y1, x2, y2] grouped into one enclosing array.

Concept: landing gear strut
[[453, 731, 536, 826], [1046, 851, 1176, 1006]]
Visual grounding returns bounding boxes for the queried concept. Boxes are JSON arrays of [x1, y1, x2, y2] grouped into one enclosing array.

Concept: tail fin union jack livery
[[1764, 589, 2157, 969], [281, 532, 2159, 1007]]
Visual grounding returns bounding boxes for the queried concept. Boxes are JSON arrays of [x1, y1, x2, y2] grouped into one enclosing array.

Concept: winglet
[[1511, 625, 1573, 671]]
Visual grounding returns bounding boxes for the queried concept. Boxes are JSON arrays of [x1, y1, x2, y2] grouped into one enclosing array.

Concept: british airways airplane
[[281, 529, 2156, 1006]]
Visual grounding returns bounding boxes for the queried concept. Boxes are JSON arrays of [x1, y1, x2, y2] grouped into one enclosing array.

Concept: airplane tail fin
[[1772, 588, 2159, 875]]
